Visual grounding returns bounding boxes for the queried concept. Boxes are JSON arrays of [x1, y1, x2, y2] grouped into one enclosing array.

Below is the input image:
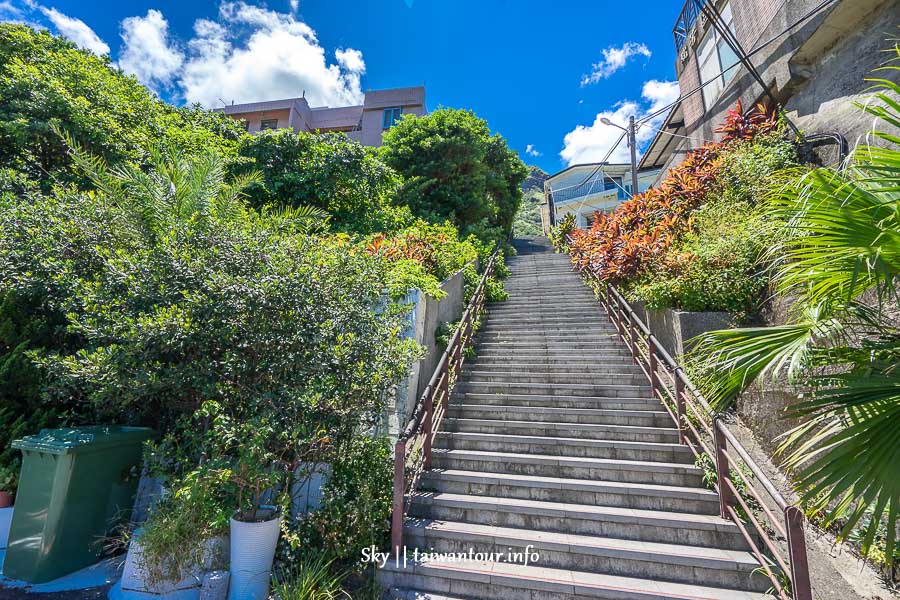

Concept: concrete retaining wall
[[632, 301, 732, 359], [383, 266, 470, 438]]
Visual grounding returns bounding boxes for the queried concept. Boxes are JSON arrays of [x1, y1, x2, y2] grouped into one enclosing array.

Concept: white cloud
[[39, 6, 109, 55], [560, 80, 679, 166], [525, 144, 541, 157], [118, 9, 183, 90], [335, 48, 365, 74], [179, 2, 366, 108], [0, 1, 21, 18], [289, 0, 299, 12], [581, 42, 651, 86]]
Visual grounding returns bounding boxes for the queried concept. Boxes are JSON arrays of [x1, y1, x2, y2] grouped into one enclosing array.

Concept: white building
[[541, 164, 660, 233]]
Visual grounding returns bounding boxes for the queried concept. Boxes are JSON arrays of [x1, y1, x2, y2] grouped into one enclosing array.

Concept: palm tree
[[58, 128, 329, 240], [692, 51, 900, 564]]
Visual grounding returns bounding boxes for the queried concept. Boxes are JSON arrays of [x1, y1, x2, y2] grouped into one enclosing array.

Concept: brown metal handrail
[[390, 248, 499, 554], [594, 277, 812, 600]]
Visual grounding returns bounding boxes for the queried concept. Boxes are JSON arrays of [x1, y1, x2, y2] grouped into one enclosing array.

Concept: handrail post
[[648, 339, 659, 401], [605, 283, 613, 321], [423, 387, 434, 469], [615, 297, 624, 338], [785, 505, 813, 600], [713, 419, 733, 520], [391, 439, 406, 556], [675, 372, 686, 444], [440, 367, 450, 415], [628, 318, 638, 365]]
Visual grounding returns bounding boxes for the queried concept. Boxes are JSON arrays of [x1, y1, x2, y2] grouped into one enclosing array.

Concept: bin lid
[[11, 426, 158, 455]]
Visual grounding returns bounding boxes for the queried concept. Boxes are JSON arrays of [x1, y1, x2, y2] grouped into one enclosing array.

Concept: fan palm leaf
[[692, 47, 900, 565]]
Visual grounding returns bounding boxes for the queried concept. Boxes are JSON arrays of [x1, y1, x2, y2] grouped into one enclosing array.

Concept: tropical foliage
[[0, 24, 243, 189], [0, 23, 519, 593], [235, 129, 411, 234], [691, 62, 900, 567], [562, 101, 793, 315], [380, 108, 528, 245]]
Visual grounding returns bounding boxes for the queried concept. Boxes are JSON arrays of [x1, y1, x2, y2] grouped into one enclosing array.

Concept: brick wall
[[732, 0, 785, 50]]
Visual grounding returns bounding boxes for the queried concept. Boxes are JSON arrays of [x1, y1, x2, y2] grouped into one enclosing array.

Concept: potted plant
[[0, 465, 17, 508], [120, 469, 231, 596], [202, 412, 285, 600], [226, 439, 283, 600]]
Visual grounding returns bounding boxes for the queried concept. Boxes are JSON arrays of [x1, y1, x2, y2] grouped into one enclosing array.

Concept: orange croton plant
[[567, 100, 778, 284]]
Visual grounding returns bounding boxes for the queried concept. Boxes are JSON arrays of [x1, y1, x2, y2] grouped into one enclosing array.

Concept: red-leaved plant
[[567, 100, 778, 283]]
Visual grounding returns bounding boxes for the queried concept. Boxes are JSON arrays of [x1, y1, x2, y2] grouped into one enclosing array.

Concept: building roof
[[362, 85, 426, 110], [638, 102, 686, 170], [546, 162, 632, 183]]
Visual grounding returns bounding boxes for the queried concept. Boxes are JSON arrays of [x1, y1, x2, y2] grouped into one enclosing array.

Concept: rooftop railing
[[674, 0, 706, 52]]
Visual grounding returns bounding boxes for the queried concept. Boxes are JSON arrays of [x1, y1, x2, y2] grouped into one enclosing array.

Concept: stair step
[[471, 355, 635, 366], [408, 493, 749, 550], [381, 560, 769, 600], [456, 382, 651, 398], [454, 393, 661, 411], [421, 470, 718, 514], [447, 404, 671, 427], [434, 432, 694, 463], [443, 418, 681, 443], [401, 520, 770, 592], [463, 364, 642, 375], [464, 370, 647, 385], [431, 449, 702, 487]]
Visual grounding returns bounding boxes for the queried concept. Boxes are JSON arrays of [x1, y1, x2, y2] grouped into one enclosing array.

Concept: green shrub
[[549, 213, 575, 252], [272, 554, 349, 600], [292, 436, 393, 564], [234, 130, 409, 235], [627, 133, 797, 315], [380, 108, 527, 244], [0, 24, 243, 189]]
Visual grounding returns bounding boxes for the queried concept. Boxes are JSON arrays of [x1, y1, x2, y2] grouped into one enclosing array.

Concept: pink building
[[215, 86, 426, 147]]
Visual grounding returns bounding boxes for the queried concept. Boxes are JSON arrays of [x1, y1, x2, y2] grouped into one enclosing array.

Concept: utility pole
[[628, 115, 639, 198]]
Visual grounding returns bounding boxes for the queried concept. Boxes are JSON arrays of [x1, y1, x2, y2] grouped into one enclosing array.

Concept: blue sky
[[1, 0, 683, 174]]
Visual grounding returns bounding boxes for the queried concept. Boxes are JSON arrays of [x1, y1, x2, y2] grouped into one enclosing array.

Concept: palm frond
[[690, 303, 843, 411], [777, 366, 900, 558]]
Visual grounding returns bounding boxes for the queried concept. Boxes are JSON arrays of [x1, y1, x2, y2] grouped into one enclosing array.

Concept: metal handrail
[[390, 248, 499, 554], [590, 273, 812, 600]]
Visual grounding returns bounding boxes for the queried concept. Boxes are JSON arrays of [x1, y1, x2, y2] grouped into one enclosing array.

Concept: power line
[[637, 0, 838, 126], [550, 0, 837, 216], [548, 130, 626, 196], [642, 123, 717, 145]]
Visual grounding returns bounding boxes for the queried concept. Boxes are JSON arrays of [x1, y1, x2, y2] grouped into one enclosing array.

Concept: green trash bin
[[2, 426, 157, 583]]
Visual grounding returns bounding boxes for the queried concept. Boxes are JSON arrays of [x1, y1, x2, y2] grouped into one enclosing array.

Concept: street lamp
[[600, 116, 639, 199]]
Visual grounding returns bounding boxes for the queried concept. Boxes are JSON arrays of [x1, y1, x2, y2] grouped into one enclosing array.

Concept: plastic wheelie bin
[[2, 426, 157, 583]]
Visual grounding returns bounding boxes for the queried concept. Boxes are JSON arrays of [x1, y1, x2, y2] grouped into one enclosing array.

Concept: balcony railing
[[674, 0, 706, 52], [550, 178, 625, 205]]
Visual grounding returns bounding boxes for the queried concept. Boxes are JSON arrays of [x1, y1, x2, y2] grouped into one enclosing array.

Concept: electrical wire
[[642, 123, 718, 144], [637, 0, 838, 126], [550, 0, 837, 219]]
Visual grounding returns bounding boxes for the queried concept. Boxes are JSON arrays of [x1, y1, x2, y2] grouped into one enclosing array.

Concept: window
[[697, 2, 740, 110], [382, 107, 402, 129], [260, 119, 278, 130]]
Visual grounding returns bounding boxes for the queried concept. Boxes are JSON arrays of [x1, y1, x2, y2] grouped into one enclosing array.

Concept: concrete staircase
[[379, 237, 770, 600]]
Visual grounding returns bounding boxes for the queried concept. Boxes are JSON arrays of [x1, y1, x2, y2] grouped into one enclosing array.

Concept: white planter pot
[[120, 530, 229, 597], [0, 506, 13, 550], [227, 512, 281, 600]]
